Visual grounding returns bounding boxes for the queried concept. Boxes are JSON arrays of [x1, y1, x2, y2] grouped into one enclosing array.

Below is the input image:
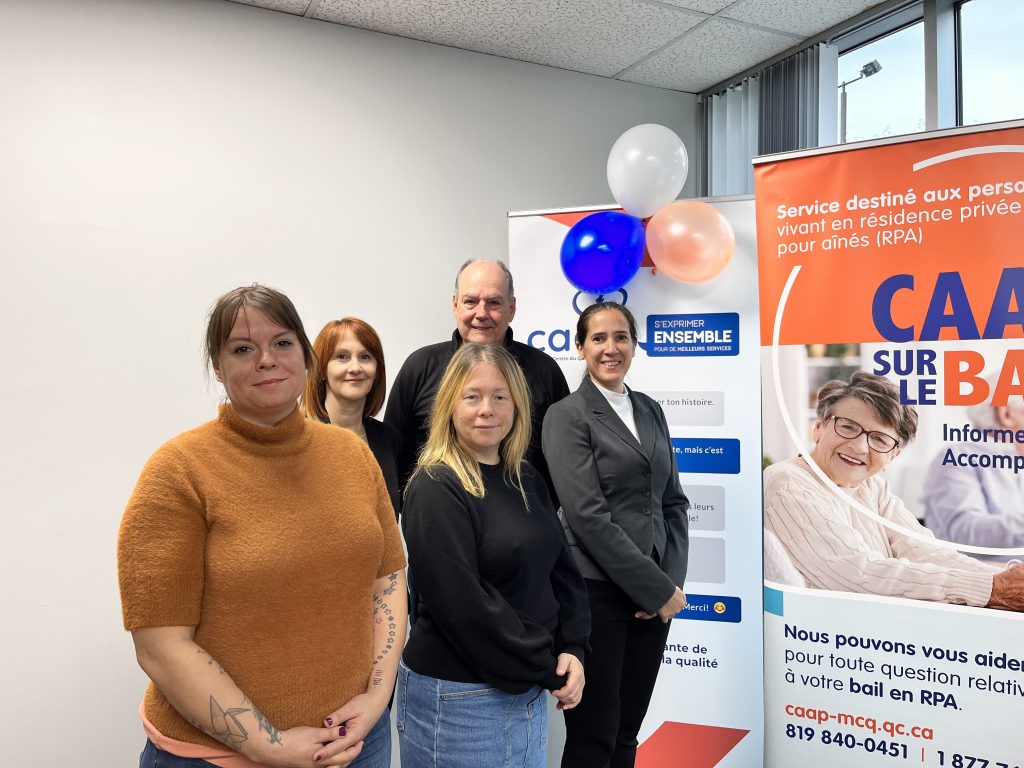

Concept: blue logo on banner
[[671, 438, 740, 474], [676, 593, 741, 623], [639, 312, 739, 357]]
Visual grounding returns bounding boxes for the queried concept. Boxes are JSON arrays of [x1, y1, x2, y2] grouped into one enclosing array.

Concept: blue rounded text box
[[671, 438, 740, 474]]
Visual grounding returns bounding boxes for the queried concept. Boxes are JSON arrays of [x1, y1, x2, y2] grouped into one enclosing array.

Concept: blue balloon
[[560, 211, 645, 294]]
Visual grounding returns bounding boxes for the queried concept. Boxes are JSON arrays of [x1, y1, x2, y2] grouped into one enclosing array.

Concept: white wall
[[0, 0, 696, 763]]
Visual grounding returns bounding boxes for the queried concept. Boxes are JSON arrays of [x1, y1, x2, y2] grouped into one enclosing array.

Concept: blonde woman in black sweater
[[398, 342, 590, 768]]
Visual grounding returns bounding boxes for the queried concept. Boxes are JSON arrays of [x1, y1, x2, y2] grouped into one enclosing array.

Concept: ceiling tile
[[314, 0, 704, 77], [721, 0, 878, 37], [619, 18, 796, 92], [229, 0, 311, 14], [652, 0, 735, 13]]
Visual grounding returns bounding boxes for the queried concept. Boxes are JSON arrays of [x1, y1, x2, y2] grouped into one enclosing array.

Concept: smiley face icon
[[713, 601, 726, 614]]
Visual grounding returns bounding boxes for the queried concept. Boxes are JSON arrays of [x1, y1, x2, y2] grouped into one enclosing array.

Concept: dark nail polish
[[339, 726, 347, 737], [325, 717, 334, 727]]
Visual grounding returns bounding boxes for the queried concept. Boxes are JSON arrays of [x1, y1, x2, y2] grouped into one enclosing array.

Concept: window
[[838, 22, 925, 142], [700, 0, 1023, 186], [958, 0, 1024, 125]]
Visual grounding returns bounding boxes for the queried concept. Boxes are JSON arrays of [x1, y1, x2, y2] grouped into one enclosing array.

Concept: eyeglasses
[[828, 416, 900, 453]]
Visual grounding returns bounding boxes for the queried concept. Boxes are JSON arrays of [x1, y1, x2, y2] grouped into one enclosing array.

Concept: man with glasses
[[385, 259, 569, 501], [763, 371, 1024, 612]]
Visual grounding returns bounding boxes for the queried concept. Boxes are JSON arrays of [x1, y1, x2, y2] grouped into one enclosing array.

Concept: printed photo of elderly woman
[[763, 370, 1024, 612]]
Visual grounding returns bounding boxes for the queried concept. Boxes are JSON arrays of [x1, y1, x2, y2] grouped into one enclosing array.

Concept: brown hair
[[816, 371, 918, 445], [301, 317, 387, 421], [575, 301, 638, 347], [205, 285, 313, 371]]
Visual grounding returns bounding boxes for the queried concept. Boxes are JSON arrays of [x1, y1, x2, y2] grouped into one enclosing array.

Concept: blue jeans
[[396, 660, 547, 768], [139, 741, 214, 768], [139, 709, 391, 768]]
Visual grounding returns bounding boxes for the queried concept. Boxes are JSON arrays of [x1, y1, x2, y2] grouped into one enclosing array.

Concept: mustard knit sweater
[[118, 404, 406, 750]]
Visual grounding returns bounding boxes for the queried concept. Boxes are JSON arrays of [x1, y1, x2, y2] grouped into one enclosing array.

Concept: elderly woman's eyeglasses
[[828, 416, 900, 453]]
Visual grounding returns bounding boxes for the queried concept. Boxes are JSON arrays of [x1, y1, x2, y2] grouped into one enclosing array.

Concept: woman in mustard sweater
[[118, 285, 407, 768]]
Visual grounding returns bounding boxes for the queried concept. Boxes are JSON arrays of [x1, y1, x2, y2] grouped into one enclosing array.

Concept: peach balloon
[[645, 201, 735, 283]]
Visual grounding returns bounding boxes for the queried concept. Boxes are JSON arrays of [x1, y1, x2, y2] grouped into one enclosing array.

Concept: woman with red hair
[[303, 318, 403, 517]]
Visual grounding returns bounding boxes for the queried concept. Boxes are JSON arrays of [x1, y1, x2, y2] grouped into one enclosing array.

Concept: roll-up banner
[[754, 121, 1024, 767], [509, 199, 764, 767]]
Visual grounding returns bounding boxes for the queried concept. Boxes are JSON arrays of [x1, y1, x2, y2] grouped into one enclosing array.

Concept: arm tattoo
[[209, 696, 249, 751], [382, 572, 399, 596], [253, 706, 283, 745], [370, 594, 398, 687], [197, 648, 225, 675], [205, 694, 282, 751]]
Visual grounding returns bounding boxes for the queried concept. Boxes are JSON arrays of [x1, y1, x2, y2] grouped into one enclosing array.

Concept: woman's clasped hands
[[252, 692, 388, 768]]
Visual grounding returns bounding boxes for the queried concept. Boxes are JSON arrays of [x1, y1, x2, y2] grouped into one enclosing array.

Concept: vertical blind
[[703, 78, 759, 196], [759, 46, 821, 155], [701, 44, 824, 196]]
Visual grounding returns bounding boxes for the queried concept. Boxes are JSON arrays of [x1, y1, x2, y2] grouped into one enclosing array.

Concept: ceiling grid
[[226, 0, 884, 92]]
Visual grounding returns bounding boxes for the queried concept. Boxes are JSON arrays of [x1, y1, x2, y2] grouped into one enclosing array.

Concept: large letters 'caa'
[[871, 268, 1024, 407], [871, 267, 1024, 342]]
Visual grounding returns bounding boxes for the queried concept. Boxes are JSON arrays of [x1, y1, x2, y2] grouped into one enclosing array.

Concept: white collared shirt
[[590, 377, 639, 442]]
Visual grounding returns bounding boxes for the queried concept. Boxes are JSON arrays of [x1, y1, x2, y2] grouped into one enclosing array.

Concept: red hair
[[301, 317, 387, 421]]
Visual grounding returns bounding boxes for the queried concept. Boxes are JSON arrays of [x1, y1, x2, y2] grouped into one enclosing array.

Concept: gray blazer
[[542, 376, 689, 615]]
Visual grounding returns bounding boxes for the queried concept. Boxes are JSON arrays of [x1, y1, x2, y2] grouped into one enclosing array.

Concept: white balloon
[[606, 124, 688, 219]]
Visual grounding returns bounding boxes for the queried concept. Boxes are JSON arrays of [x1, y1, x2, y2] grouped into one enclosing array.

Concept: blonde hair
[[415, 343, 532, 502]]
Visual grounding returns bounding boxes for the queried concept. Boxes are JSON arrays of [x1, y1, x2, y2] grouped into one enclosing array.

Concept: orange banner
[[755, 125, 1024, 347]]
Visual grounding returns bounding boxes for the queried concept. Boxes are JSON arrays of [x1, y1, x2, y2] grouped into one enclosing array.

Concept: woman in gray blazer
[[542, 302, 689, 768]]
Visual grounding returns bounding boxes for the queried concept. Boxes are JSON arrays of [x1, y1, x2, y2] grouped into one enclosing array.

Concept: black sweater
[[401, 461, 590, 694], [383, 329, 570, 504], [364, 417, 402, 518]]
